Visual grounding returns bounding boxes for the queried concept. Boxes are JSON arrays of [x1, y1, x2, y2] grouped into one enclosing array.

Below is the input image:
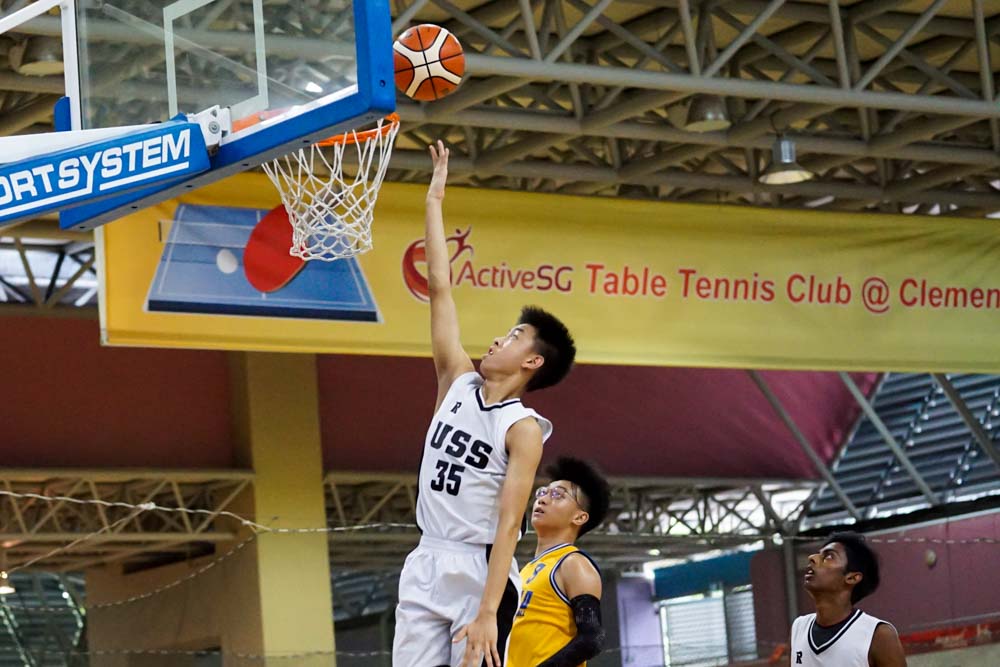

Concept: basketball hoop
[[240, 112, 400, 262]]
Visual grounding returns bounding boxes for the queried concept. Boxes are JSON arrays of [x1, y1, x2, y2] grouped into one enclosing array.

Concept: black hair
[[518, 306, 576, 392], [824, 532, 881, 603], [545, 456, 610, 537]]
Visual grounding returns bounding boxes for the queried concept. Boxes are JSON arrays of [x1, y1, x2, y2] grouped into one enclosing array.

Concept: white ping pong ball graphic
[[216, 249, 238, 274]]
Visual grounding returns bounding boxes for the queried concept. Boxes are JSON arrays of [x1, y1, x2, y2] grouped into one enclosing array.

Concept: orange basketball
[[393, 24, 465, 102]]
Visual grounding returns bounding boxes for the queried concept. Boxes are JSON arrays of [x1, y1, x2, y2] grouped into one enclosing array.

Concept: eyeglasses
[[535, 485, 581, 507]]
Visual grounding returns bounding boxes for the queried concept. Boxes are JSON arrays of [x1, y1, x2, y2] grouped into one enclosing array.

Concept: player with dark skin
[[801, 536, 906, 667]]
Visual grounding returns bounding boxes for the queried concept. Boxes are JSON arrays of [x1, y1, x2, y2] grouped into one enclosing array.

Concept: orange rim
[[232, 110, 400, 147], [316, 113, 400, 147]]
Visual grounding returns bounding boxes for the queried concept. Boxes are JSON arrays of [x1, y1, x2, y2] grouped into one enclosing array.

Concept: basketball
[[393, 24, 465, 101]]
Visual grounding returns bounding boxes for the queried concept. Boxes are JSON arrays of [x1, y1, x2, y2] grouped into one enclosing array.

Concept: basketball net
[[260, 114, 400, 262]]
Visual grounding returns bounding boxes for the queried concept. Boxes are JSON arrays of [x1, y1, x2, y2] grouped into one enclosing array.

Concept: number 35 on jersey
[[428, 421, 493, 495]]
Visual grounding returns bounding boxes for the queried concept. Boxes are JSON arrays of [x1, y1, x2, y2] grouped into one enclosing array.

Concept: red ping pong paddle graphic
[[243, 205, 306, 293]]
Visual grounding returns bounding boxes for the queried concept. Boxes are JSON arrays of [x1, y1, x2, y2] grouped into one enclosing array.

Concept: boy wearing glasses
[[507, 457, 611, 667]]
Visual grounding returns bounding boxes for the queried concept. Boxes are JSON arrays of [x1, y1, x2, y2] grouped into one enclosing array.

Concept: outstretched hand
[[454, 611, 500, 667], [428, 140, 449, 201]]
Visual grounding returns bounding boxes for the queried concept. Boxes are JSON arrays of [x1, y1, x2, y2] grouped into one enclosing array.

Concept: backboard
[[59, 0, 394, 230]]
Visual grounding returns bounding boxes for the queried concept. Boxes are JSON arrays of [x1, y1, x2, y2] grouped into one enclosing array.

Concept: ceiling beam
[[389, 149, 1000, 211], [462, 55, 1000, 119]]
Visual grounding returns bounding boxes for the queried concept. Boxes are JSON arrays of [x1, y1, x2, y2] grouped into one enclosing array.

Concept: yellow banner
[[101, 173, 1000, 371]]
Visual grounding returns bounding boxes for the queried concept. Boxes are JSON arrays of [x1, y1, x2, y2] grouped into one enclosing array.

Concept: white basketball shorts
[[393, 535, 521, 667]]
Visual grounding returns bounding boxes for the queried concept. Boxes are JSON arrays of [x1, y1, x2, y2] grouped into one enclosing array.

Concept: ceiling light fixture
[[759, 135, 814, 185], [683, 94, 731, 132], [0, 571, 14, 596], [9, 37, 64, 77]]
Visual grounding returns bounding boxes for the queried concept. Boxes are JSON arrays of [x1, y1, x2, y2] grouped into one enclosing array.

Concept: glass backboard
[[60, 0, 393, 230]]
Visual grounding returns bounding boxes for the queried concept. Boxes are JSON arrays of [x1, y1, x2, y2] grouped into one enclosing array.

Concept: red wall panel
[[317, 354, 436, 472], [1, 317, 876, 478], [859, 523, 956, 629], [0, 317, 233, 467], [752, 511, 1000, 645], [317, 354, 876, 479]]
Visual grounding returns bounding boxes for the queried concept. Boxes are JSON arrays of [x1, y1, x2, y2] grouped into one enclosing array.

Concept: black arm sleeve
[[535, 594, 606, 667]]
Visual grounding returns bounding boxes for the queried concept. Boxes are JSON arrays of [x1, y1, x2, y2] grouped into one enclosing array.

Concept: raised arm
[[426, 141, 474, 409], [455, 417, 543, 667]]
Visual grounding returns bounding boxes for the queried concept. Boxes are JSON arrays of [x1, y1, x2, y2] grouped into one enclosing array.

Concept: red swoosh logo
[[402, 227, 474, 302]]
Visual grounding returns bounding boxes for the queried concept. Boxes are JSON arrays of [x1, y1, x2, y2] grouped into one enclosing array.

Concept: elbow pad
[[536, 594, 606, 667]]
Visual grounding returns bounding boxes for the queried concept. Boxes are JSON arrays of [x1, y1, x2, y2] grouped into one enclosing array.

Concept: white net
[[261, 115, 400, 262]]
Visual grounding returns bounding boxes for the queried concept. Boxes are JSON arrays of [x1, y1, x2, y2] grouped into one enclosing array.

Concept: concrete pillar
[[229, 352, 336, 665], [86, 352, 335, 667]]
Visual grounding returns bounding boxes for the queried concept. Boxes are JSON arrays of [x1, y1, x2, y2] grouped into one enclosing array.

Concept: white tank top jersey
[[415, 372, 553, 545], [790, 610, 889, 666]]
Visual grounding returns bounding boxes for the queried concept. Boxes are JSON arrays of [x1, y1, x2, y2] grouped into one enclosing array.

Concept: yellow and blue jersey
[[506, 543, 600, 667]]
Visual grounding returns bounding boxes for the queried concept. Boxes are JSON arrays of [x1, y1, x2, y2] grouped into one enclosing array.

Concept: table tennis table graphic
[[147, 204, 380, 321]]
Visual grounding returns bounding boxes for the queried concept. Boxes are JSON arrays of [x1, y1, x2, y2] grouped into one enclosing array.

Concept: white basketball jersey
[[415, 372, 553, 544], [790, 610, 888, 666]]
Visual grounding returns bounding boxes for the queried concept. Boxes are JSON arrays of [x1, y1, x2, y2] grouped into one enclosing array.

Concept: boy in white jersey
[[393, 141, 577, 667], [790, 532, 906, 667]]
